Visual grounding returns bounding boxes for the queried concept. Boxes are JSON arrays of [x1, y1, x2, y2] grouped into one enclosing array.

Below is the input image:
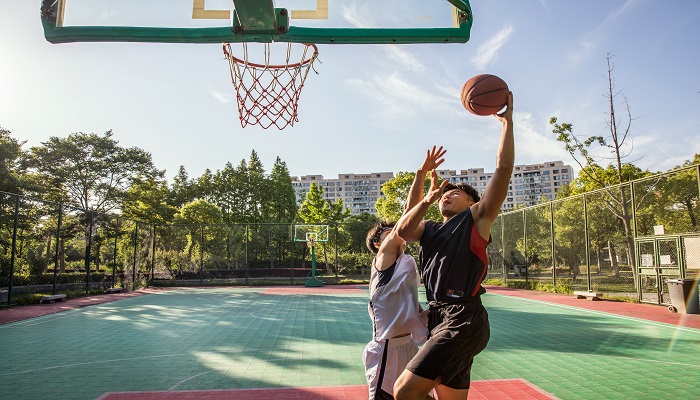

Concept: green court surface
[[1, 287, 698, 400]]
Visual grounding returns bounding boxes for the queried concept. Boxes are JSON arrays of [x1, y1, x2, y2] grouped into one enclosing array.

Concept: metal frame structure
[[40, 0, 473, 45]]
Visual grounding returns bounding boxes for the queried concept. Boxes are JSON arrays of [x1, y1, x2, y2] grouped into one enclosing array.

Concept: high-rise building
[[436, 161, 573, 211], [292, 161, 573, 214], [292, 172, 394, 215]]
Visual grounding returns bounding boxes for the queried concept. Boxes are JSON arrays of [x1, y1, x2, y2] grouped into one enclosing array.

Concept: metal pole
[[151, 225, 156, 282], [132, 222, 138, 290], [583, 194, 591, 291], [199, 225, 204, 285], [500, 215, 505, 283], [85, 211, 94, 293], [112, 220, 118, 288], [523, 210, 528, 283], [245, 224, 249, 285], [290, 224, 295, 284], [335, 226, 339, 282], [630, 182, 639, 292], [7, 195, 20, 305], [52, 205, 62, 295], [550, 202, 556, 285]]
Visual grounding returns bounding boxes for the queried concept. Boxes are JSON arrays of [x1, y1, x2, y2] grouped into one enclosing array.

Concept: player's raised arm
[[404, 146, 446, 213], [473, 92, 514, 235], [395, 170, 449, 243]]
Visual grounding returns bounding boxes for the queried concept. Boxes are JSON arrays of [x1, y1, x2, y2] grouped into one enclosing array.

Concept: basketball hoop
[[306, 233, 317, 248], [223, 42, 319, 130]]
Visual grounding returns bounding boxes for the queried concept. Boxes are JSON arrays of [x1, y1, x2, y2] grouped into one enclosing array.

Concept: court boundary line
[[488, 293, 700, 334]]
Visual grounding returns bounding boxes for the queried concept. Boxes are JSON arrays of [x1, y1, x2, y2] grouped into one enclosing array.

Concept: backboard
[[41, 0, 472, 44], [293, 225, 329, 243]]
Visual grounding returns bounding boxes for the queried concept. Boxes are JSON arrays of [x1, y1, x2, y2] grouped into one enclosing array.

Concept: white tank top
[[368, 252, 428, 342]]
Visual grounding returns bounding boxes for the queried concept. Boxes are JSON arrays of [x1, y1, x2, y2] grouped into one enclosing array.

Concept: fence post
[[523, 209, 528, 283], [199, 225, 204, 285], [245, 224, 249, 286], [112, 220, 118, 288], [550, 202, 556, 285], [151, 225, 156, 282], [52, 204, 62, 295], [583, 193, 591, 291], [7, 195, 20, 305], [132, 222, 138, 290], [290, 224, 295, 284], [335, 226, 339, 282], [85, 211, 94, 293], [500, 215, 506, 283]]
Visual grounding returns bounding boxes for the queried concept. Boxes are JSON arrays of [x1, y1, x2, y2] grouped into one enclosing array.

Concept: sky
[[1, 0, 699, 183]]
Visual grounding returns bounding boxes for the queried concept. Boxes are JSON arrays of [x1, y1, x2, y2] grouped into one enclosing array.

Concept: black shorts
[[405, 303, 490, 389]]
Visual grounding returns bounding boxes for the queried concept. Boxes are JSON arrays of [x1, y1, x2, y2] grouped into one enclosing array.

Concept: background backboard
[[41, 0, 472, 44]]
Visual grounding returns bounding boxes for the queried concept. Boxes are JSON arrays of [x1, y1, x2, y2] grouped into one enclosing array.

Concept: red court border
[[97, 379, 557, 400]]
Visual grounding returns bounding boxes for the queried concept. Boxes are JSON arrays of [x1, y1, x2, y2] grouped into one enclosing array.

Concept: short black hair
[[443, 182, 480, 203], [366, 221, 396, 254]]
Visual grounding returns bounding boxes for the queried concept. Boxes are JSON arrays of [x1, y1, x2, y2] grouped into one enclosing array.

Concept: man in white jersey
[[364, 221, 428, 400], [363, 147, 446, 400]]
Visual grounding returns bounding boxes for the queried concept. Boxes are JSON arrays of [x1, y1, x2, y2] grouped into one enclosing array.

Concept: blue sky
[[1, 0, 699, 182]]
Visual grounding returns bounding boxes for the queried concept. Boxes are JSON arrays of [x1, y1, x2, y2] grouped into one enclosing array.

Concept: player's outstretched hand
[[420, 146, 446, 172]]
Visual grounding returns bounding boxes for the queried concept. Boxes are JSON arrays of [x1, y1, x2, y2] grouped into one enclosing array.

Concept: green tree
[[27, 130, 162, 212], [168, 166, 197, 208], [375, 172, 442, 222], [0, 127, 27, 195], [173, 199, 224, 266], [266, 156, 297, 223], [122, 177, 177, 226]]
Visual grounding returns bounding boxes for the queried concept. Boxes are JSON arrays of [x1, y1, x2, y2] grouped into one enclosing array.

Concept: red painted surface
[[483, 285, 700, 329], [97, 380, 556, 400]]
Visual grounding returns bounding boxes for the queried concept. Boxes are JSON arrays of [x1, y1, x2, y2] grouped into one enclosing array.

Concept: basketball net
[[223, 42, 319, 130]]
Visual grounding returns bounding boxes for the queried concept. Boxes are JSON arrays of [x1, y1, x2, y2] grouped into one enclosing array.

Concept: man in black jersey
[[392, 93, 514, 400]]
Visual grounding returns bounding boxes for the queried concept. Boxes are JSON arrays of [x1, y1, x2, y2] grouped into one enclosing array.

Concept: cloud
[[470, 25, 514, 70], [346, 72, 455, 124], [208, 87, 231, 103], [382, 46, 425, 73], [512, 111, 572, 165]]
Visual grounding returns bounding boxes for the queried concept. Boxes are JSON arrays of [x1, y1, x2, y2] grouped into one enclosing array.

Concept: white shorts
[[363, 335, 419, 400]]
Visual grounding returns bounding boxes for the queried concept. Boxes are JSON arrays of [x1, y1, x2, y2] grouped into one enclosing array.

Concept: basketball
[[460, 74, 509, 116]]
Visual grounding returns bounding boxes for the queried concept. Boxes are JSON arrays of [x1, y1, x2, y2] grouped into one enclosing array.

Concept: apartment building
[[436, 161, 573, 211], [292, 172, 394, 215], [292, 161, 573, 214]]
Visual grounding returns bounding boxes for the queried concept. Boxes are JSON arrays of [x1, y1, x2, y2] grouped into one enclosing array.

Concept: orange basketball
[[460, 74, 509, 116]]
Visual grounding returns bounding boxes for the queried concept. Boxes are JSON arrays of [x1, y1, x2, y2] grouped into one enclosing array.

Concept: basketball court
[[1, 285, 698, 400]]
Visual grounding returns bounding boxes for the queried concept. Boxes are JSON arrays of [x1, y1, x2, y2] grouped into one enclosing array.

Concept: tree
[[28, 130, 162, 213], [266, 157, 298, 223], [168, 166, 197, 208], [0, 127, 27, 195], [122, 178, 177, 226], [172, 199, 224, 265], [375, 172, 442, 222], [550, 53, 648, 279]]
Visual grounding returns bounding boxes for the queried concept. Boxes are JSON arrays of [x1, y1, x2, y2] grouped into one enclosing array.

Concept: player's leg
[[393, 369, 437, 400], [434, 384, 468, 400]]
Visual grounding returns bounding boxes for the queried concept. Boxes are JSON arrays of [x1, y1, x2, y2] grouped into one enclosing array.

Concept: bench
[[105, 287, 124, 294], [573, 290, 602, 301], [40, 294, 67, 304]]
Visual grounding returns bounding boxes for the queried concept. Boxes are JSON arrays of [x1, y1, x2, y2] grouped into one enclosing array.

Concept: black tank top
[[419, 208, 490, 304]]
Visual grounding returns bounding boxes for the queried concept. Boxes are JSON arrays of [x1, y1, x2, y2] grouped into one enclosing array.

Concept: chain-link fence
[[1, 191, 377, 304], [493, 164, 700, 303], [2, 164, 699, 305]]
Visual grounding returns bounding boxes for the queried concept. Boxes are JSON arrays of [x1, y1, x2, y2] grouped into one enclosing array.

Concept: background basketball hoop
[[223, 42, 319, 130]]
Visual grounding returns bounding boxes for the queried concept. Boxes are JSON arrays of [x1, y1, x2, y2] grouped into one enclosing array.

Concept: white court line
[[169, 371, 212, 390], [0, 353, 187, 377], [487, 293, 700, 334]]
